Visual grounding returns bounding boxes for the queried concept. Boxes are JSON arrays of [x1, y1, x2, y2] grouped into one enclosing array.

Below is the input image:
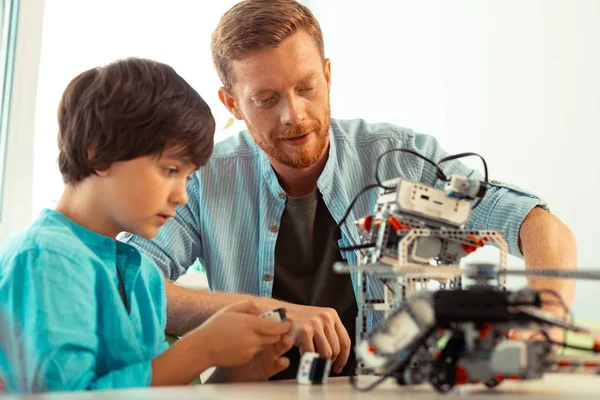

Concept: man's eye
[[256, 97, 275, 106], [299, 87, 314, 93]]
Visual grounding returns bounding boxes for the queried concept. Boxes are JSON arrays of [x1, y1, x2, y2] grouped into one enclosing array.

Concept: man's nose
[[280, 95, 306, 126]]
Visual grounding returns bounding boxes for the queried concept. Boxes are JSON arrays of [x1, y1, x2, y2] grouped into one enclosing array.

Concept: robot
[[335, 170, 508, 374], [332, 148, 600, 393], [352, 263, 600, 393]]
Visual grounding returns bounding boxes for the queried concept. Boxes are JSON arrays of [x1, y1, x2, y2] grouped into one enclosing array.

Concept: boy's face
[[219, 29, 331, 169], [98, 148, 196, 239]]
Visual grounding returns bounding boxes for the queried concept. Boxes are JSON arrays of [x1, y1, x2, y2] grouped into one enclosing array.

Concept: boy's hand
[[221, 334, 294, 382], [192, 301, 291, 367]]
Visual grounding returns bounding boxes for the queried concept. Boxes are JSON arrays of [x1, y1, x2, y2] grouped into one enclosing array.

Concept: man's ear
[[87, 147, 109, 177], [324, 58, 331, 90], [218, 87, 243, 120]]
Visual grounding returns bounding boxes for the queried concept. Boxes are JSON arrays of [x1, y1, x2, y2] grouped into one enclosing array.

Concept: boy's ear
[[218, 87, 243, 120], [87, 147, 110, 177]]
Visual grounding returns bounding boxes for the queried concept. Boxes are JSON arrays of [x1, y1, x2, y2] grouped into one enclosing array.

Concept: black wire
[[436, 152, 489, 210], [375, 149, 447, 189], [338, 184, 381, 232], [536, 288, 574, 355], [339, 243, 377, 251], [338, 183, 381, 252], [471, 198, 483, 210], [436, 152, 489, 183], [546, 339, 600, 354], [537, 288, 571, 316]]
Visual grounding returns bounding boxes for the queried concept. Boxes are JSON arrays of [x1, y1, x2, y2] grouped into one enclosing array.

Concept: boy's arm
[[153, 301, 292, 386]]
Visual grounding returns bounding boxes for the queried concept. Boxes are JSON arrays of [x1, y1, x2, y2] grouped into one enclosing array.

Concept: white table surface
[[2, 374, 600, 399]]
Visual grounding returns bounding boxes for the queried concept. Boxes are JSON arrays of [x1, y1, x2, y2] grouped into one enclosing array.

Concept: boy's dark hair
[[57, 57, 215, 184]]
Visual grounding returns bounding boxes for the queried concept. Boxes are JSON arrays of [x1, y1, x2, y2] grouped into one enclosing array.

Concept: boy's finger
[[260, 335, 284, 345], [270, 357, 290, 377], [252, 319, 292, 335], [272, 335, 294, 356]]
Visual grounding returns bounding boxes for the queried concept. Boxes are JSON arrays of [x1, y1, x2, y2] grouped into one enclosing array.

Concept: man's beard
[[246, 111, 331, 169]]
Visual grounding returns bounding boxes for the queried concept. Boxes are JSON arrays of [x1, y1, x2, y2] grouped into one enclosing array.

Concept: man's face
[[224, 30, 331, 169]]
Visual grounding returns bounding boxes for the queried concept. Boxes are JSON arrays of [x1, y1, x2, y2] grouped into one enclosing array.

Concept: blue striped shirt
[[123, 118, 544, 303], [0, 209, 168, 392]]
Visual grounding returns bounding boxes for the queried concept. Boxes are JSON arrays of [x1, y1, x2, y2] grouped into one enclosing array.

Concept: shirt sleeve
[[120, 175, 204, 281], [0, 249, 153, 392], [400, 130, 547, 257]]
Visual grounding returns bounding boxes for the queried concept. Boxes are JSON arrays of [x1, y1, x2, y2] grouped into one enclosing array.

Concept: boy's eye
[[163, 168, 177, 176]]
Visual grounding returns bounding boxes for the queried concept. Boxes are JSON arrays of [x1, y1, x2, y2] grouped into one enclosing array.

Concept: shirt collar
[[41, 208, 136, 256]]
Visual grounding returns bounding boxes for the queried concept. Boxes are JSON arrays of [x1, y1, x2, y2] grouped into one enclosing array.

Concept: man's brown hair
[[57, 57, 215, 184], [211, 0, 325, 90]]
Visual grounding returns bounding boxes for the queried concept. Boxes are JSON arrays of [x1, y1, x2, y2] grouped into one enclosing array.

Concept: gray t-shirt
[[271, 191, 357, 379]]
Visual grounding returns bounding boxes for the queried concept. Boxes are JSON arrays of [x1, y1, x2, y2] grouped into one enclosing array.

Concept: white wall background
[[0, 0, 45, 243], [2, 1, 599, 319], [31, 0, 245, 214]]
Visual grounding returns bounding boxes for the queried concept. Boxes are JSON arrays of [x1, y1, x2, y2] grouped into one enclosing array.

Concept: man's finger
[[332, 321, 351, 373], [324, 323, 341, 362], [298, 335, 316, 356], [313, 329, 333, 360]]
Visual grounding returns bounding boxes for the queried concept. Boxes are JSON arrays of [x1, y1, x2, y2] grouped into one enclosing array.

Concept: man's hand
[[508, 327, 565, 345], [285, 304, 351, 374], [507, 301, 568, 347]]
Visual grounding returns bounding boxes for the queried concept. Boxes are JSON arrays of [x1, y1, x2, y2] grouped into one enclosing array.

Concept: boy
[[0, 58, 292, 393]]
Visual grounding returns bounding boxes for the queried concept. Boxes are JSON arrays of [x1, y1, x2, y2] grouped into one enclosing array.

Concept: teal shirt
[[0, 209, 168, 393]]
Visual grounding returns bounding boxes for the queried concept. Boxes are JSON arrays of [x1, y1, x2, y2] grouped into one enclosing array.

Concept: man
[[123, 0, 577, 379]]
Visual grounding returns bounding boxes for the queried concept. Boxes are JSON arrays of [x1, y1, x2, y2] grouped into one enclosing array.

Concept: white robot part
[[444, 175, 487, 200], [358, 296, 436, 369], [297, 352, 332, 385], [259, 308, 286, 322], [490, 341, 528, 375], [395, 180, 471, 226]]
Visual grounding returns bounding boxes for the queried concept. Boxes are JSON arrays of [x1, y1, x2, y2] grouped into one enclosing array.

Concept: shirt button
[[491, 180, 500, 184], [278, 192, 286, 199], [269, 225, 279, 233], [122, 232, 132, 239], [264, 273, 273, 281]]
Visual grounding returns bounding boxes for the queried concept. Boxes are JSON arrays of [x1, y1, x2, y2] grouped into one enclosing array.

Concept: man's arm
[[519, 207, 577, 315], [164, 281, 352, 373], [164, 281, 281, 335]]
